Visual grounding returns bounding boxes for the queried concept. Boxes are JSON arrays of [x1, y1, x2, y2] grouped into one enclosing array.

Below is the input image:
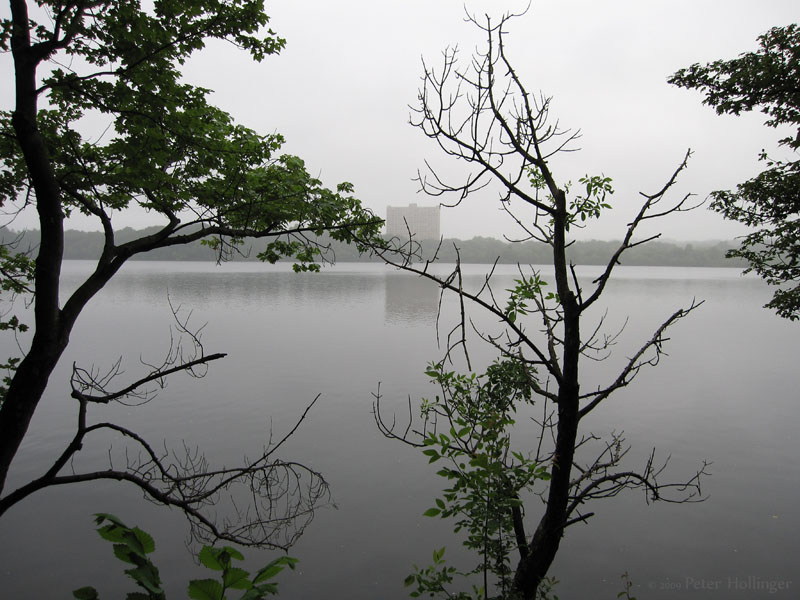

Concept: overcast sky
[[3, 0, 799, 241]]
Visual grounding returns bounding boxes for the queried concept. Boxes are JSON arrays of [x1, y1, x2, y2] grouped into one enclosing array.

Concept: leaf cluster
[[0, 243, 32, 404], [504, 273, 556, 324], [568, 175, 613, 230], [668, 24, 800, 146], [73, 513, 164, 600], [669, 24, 800, 319], [526, 166, 614, 234], [73, 513, 296, 600], [413, 359, 549, 597], [0, 1, 382, 265], [710, 158, 800, 319], [404, 547, 485, 600]]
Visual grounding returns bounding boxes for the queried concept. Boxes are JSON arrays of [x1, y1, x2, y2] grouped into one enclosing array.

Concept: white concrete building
[[385, 203, 441, 240]]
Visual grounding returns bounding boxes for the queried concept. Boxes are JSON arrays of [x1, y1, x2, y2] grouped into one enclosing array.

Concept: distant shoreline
[[1, 227, 746, 269]]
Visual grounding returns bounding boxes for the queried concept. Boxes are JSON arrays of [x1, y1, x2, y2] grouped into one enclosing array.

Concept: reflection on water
[[0, 262, 797, 599], [385, 272, 440, 325]]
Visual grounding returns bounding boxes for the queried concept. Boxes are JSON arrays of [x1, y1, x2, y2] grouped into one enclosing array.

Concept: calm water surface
[[0, 261, 797, 599]]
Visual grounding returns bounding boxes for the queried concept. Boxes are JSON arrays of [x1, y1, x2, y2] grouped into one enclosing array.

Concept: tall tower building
[[385, 203, 441, 240]]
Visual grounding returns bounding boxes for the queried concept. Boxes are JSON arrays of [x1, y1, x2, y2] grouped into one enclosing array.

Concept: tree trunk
[[0, 1, 67, 496], [512, 198, 581, 599]]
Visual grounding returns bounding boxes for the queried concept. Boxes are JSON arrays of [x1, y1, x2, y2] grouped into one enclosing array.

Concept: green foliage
[[537, 577, 560, 600], [504, 273, 556, 323], [0, 1, 382, 266], [73, 514, 296, 600], [411, 356, 549, 599], [526, 166, 548, 191], [0, 313, 28, 405], [0, 0, 380, 553], [407, 279, 576, 599], [73, 513, 165, 600], [0, 243, 33, 296], [668, 25, 799, 136], [404, 547, 479, 600], [568, 175, 613, 230], [0, 243, 32, 404], [3, 2, 281, 209], [527, 166, 614, 233], [669, 24, 800, 320]]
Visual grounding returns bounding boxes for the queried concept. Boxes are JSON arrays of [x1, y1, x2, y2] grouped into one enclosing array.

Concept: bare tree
[[372, 11, 707, 599]]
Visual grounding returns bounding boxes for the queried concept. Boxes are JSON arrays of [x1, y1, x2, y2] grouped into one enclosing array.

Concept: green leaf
[[131, 528, 156, 554], [198, 546, 224, 571], [96, 524, 127, 544], [253, 564, 282, 583], [113, 543, 136, 565], [72, 587, 99, 600], [256, 582, 279, 596], [252, 556, 298, 584], [124, 567, 163, 595], [220, 546, 244, 561], [94, 513, 125, 527], [188, 578, 224, 600], [223, 566, 252, 590], [240, 587, 271, 600], [423, 507, 441, 517], [422, 448, 440, 463]]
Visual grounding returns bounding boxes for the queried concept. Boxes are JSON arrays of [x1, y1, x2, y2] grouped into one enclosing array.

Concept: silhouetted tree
[[0, 0, 380, 548], [670, 24, 800, 320], [374, 11, 707, 598]]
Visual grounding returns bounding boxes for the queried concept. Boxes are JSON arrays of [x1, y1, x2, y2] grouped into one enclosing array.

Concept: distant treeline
[[413, 237, 745, 268], [2, 227, 746, 268]]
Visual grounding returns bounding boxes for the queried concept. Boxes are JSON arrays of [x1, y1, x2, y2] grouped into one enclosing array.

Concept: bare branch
[[582, 150, 696, 312], [578, 300, 704, 419]]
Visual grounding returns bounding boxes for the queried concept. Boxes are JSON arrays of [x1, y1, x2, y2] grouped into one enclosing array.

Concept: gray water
[[0, 261, 797, 599]]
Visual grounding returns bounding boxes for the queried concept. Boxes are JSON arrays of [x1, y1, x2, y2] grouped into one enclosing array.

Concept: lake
[[0, 261, 797, 599]]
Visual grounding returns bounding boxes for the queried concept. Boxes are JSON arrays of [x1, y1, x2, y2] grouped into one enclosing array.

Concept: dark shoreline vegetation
[[2, 227, 747, 268]]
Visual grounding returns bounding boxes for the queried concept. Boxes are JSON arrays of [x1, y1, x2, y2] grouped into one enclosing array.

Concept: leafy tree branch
[[669, 23, 800, 320]]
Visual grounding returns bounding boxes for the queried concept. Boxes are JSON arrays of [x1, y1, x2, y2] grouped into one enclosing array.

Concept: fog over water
[[0, 261, 797, 598], [3, 1, 798, 241]]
